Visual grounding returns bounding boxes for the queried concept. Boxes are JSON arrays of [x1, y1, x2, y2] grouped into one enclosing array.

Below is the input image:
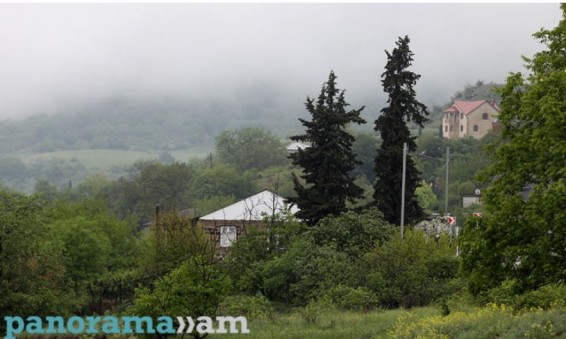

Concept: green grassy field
[[208, 307, 439, 339], [215, 305, 566, 339], [17, 148, 209, 169]]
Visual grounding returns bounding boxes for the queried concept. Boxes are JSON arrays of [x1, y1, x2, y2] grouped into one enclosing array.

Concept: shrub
[[324, 285, 379, 312], [217, 295, 274, 320], [487, 282, 566, 311], [310, 209, 394, 259], [299, 299, 336, 324], [514, 284, 566, 310], [486, 279, 522, 306], [364, 229, 459, 308], [262, 238, 358, 305]]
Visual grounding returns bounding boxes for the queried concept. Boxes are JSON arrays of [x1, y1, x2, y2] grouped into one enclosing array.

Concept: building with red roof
[[442, 99, 500, 139]]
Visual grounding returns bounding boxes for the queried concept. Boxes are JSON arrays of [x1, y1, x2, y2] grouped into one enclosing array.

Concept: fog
[[0, 3, 561, 121]]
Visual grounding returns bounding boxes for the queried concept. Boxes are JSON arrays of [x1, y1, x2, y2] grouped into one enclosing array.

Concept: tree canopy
[[287, 71, 366, 226], [215, 127, 289, 173], [373, 36, 429, 225], [461, 5, 566, 294]]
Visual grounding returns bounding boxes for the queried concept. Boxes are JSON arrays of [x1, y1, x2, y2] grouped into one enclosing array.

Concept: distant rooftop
[[199, 189, 299, 221], [286, 142, 310, 153], [444, 100, 500, 116]]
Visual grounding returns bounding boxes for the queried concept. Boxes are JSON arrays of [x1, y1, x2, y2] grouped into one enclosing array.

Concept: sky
[[0, 3, 562, 121]]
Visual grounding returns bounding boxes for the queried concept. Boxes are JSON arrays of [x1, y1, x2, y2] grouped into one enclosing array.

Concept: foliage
[[252, 165, 296, 199], [452, 80, 503, 102], [0, 156, 89, 194], [461, 5, 566, 294], [49, 216, 112, 282], [41, 198, 144, 311], [324, 285, 379, 312], [225, 216, 301, 296], [386, 303, 566, 339], [218, 295, 274, 321], [107, 161, 194, 220], [143, 210, 214, 276], [132, 213, 229, 338], [130, 257, 231, 338], [192, 194, 236, 216], [414, 130, 493, 218], [262, 237, 358, 306], [0, 189, 77, 325], [487, 281, 566, 311], [189, 163, 254, 201], [288, 71, 366, 226], [415, 180, 437, 214], [364, 229, 459, 309], [0, 96, 299, 154], [310, 208, 393, 259], [351, 132, 379, 182], [373, 35, 429, 225], [216, 127, 289, 172], [299, 298, 336, 324]]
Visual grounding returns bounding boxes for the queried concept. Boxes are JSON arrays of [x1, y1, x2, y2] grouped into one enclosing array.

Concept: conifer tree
[[373, 36, 429, 225], [288, 71, 366, 226]]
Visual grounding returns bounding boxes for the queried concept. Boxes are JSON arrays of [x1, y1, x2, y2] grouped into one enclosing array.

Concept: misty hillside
[[0, 81, 502, 156], [0, 95, 304, 154]]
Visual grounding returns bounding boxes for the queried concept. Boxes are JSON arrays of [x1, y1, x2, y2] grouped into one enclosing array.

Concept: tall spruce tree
[[288, 71, 366, 226], [373, 36, 429, 225]]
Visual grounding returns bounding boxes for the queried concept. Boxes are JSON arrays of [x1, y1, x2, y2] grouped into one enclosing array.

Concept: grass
[[212, 305, 566, 339], [214, 307, 439, 339], [386, 304, 566, 338], [17, 148, 209, 169], [14, 304, 566, 338]]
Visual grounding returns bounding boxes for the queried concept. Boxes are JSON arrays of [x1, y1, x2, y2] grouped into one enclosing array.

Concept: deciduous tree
[[461, 5, 566, 294], [216, 127, 288, 172]]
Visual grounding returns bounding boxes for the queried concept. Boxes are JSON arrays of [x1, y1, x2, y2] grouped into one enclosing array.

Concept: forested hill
[[0, 81, 502, 155], [0, 95, 303, 154]]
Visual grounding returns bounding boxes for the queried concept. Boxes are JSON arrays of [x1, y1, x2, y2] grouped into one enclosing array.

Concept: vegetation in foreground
[[221, 304, 566, 339]]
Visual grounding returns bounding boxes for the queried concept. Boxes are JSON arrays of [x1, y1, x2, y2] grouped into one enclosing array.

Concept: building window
[[449, 125, 453, 132], [445, 125, 448, 132], [220, 226, 237, 247], [460, 113, 463, 119], [482, 113, 489, 120], [460, 125, 463, 132], [473, 125, 479, 132]]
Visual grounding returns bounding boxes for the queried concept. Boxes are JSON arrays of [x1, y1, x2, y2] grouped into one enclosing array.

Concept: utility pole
[[445, 147, 450, 215], [400, 142, 407, 239]]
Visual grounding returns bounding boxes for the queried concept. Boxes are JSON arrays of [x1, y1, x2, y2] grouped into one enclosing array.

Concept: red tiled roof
[[444, 100, 500, 116]]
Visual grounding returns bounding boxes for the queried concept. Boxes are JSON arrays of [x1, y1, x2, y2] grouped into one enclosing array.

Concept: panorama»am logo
[[3, 315, 249, 338]]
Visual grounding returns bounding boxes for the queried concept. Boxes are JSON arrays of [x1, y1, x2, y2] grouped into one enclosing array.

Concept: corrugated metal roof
[[199, 189, 299, 221]]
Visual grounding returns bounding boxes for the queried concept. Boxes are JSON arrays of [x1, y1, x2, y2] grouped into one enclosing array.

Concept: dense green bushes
[[324, 286, 379, 312], [225, 209, 461, 312], [486, 282, 566, 311], [218, 295, 274, 321], [363, 229, 460, 309]]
